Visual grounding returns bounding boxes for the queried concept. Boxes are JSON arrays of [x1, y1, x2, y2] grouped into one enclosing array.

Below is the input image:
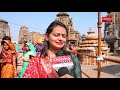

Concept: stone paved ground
[[81, 55, 120, 78], [16, 53, 23, 78], [81, 64, 118, 78]]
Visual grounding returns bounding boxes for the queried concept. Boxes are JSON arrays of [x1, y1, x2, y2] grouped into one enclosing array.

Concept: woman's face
[[25, 44, 30, 51], [46, 25, 67, 50], [3, 42, 10, 51]]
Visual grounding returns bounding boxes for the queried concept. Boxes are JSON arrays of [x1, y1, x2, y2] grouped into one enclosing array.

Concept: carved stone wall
[[104, 12, 120, 54], [55, 12, 82, 46], [29, 32, 41, 45], [0, 19, 11, 52], [18, 26, 30, 44]]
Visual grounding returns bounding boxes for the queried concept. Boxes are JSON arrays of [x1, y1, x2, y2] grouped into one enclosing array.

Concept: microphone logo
[[52, 55, 72, 64], [52, 55, 74, 72]]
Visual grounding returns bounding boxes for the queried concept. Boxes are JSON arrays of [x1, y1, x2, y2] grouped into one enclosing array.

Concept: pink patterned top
[[22, 56, 59, 78]]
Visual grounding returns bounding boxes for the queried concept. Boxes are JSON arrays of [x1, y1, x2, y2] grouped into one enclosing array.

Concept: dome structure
[[86, 27, 97, 40], [77, 27, 109, 65]]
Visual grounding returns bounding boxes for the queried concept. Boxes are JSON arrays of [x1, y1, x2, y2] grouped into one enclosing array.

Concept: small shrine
[[77, 27, 110, 65]]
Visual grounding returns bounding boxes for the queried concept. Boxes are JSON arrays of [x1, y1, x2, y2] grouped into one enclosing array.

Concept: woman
[[22, 20, 82, 78], [34, 38, 43, 56], [19, 42, 36, 78], [0, 40, 17, 78], [1, 36, 18, 69], [22, 41, 27, 55], [0, 36, 12, 77]]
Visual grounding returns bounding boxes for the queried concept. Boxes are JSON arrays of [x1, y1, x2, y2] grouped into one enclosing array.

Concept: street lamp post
[[97, 12, 102, 78]]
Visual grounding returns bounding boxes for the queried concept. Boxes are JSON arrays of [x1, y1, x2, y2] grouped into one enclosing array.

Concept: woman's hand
[[23, 59, 31, 62], [0, 59, 7, 63], [27, 59, 32, 62], [14, 70, 18, 77], [60, 74, 74, 78]]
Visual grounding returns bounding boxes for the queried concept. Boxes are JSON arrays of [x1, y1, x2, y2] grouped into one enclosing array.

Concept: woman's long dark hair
[[41, 20, 70, 57]]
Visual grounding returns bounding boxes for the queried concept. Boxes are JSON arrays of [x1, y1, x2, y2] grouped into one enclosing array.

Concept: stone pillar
[[114, 12, 119, 53], [114, 22, 119, 53]]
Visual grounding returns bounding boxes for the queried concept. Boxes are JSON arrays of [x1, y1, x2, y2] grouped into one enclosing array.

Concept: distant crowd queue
[[0, 20, 82, 78]]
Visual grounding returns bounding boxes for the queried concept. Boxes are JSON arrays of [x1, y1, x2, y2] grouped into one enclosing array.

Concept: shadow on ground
[[93, 64, 120, 76]]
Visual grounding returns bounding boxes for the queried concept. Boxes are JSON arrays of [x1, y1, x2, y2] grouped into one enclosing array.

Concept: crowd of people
[[0, 20, 82, 78]]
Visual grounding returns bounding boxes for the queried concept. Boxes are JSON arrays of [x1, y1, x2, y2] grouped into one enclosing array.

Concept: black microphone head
[[56, 50, 64, 56], [56, 50, 70, 56], [57, 67, 69, 77]]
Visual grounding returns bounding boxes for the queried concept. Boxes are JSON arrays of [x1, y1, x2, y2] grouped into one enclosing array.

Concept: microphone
[[57, 67, 69, 77], [52, 50, 74, 72], [56, 50, 65, 56], [56, 50, 70, 56]]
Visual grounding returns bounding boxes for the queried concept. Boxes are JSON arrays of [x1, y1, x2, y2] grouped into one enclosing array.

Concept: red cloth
[[23, 56, 59, 78]]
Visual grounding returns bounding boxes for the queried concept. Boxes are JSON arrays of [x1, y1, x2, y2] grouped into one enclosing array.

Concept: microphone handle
[[47, 68, 59, 78]]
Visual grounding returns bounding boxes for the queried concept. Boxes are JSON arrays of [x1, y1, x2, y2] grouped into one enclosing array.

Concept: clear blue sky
[[0, 12, 107, 41]]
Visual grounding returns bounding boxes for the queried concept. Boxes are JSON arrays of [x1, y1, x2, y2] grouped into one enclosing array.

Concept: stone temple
[[0, 19, 11, 51], [104, 12, 120, 54], [56, 12, 82, 46], [78, 27, 109, 65], [18, 12, 82, 47]]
